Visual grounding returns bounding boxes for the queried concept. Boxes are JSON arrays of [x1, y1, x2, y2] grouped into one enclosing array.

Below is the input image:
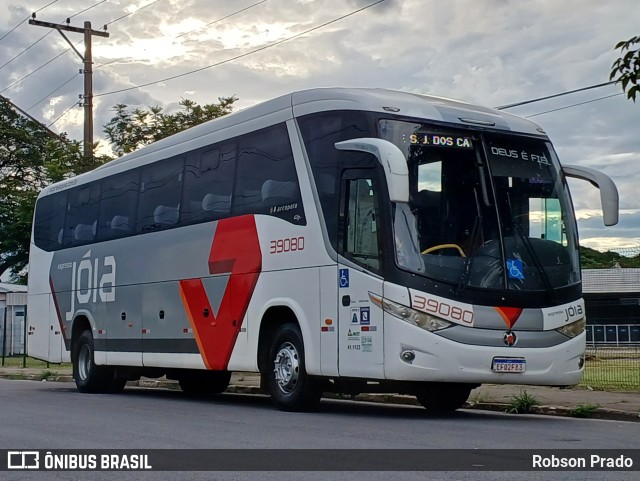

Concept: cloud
[[1, 0, 639, 250], [578, 211, 640, 249]]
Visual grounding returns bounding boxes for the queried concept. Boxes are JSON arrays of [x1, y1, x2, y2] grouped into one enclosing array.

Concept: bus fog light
[[401, 350, 415, 363], [578, 355, 585, 369]]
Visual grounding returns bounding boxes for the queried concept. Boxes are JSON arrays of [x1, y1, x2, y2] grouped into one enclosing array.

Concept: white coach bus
[[27, 88, 618, 412]]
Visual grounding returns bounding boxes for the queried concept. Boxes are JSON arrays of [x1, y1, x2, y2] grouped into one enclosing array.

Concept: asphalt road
[[1, 379, 639, 481]]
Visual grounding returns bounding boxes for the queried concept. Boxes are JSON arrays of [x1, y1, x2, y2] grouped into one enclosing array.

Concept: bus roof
[[42, 88, 546, 196], [290, 88, 545, 136]]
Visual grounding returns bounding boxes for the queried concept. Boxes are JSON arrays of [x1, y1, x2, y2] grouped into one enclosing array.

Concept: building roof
[[582, 268, 640, 294], [0, 283, 28, 294]]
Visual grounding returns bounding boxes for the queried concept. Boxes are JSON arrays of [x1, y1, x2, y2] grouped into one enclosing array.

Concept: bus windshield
[[379, 119, 580, 292]]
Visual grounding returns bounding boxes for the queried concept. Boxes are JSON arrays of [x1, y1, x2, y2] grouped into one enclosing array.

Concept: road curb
[[2, 372, 638, 422], [465, 402, 640, 422]]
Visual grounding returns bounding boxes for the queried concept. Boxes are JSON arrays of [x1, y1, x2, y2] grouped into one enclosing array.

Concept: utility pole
[[29, 14, 109, 162]]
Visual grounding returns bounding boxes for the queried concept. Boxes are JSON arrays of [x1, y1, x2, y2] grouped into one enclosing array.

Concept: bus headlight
[[556, 318, 586, 338], [369, 294, 453, 332]]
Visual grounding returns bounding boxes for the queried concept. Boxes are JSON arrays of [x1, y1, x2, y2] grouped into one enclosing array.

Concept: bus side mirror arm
[[335, 138, 409, 203], [562, 164, 619, 226]]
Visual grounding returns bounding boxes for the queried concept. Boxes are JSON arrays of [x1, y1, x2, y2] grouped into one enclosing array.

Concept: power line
[[95, 59, 120, 68], [24, 46, 120, 113], [0, 0, 108, 73], [47, 99, 80, 128], [4, 0, 172, 139], [50, 0, 387, 128], [35, 60, 120, 116], [0, 0, 60, 42], [176, 0, 269, 38], [0, 93, 69, 142], [27, 73, 79, 110], [67, 0, 109, 20], [5, 0, 156, 116], [30, 16, 111, 161], [17, 0, 168, 128], [496, 81, 616, 110], [2, 0, 163, 97], [96, 0, 388, 98], [105, 0, 165, 26], [525, 93, 624, 118], [0, 46, 74, 94], [0, 31, 53, 71]]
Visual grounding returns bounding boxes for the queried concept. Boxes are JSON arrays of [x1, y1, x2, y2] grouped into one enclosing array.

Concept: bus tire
[[73, 330, 121, 394], [267, 323, 322, 412], [178, 371, 231, 395], [415, 383, 473, 413]]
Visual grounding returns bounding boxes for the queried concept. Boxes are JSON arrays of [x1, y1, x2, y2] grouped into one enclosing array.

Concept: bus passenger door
[[337, 170, 385, 379]]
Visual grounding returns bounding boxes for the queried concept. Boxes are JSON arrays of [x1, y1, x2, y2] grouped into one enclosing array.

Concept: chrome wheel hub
[[273, 342, 300, 394], [78, 344, 91, 381]]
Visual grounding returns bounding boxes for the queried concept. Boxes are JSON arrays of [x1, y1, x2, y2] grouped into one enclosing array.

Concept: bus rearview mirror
[[562, 164, 619, 226], [334, 138, 409, 203]]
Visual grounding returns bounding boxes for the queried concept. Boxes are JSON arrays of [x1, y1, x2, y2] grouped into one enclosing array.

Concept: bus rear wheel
[[73, 330, 125, 393], [178, 371, 231, 395], [415, 383, 473, 413], [267, 323, 322, 412]]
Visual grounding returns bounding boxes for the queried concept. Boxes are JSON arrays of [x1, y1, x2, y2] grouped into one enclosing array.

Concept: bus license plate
[[492, 357, 526, 373]]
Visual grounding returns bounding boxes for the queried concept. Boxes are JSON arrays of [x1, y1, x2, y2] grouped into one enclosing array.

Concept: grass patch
[[37, 369, 58, 381], [569, 404, 600, 418], [506, 390, 539, 414], [579, 357, 640, 391], [0, 356, 71, 370]]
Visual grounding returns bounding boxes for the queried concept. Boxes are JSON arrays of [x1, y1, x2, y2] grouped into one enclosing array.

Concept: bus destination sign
[[409, 133, 473, 149]]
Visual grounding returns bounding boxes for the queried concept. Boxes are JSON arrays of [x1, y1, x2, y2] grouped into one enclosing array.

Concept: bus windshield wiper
[[456, 189, 483, 296], [513, 224, 558, 304]]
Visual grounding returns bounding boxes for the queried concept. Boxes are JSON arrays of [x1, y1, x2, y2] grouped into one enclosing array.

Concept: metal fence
[[580, 345, 640, 391], [586, 324, 640, 346], [0, 306, 26, 357]]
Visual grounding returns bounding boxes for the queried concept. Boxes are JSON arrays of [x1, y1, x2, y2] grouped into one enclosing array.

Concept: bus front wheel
[[73, 330, 125, 394], [415, 383, 473, 413], [267, 323, 322, 412]]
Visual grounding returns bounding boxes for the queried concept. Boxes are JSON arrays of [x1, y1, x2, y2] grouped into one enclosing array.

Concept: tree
[[579, 245, 640, 269], [1, 94, 236, 282], [103, 97, 237, 156], [0, 97, 105, 282], [610, 36, 640, 102]]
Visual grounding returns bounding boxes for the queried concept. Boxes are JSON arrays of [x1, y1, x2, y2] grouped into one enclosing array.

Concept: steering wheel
[[421, 243, 466, 257]]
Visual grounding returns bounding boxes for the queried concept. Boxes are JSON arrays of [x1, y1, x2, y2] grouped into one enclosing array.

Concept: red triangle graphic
[[495, 307, 523, 329]]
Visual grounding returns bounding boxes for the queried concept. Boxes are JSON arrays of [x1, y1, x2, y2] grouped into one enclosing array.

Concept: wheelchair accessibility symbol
[[507, 259, 524, 280], [339, 269, 349, 288]]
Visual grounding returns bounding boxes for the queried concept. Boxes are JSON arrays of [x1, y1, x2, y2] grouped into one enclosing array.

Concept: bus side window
[[97, 171, 139, 241], [136, 156, 184, 232], [63, 184, 100, 247], [232, 123, 305, 224], [341, 176, 381, 273], [33, 191, 68, 251], [298, 111, 375, 249], [182, 142, 235, 224]]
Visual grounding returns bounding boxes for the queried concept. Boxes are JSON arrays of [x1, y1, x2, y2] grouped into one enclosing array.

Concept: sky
[[0, 0, 639, 252]]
